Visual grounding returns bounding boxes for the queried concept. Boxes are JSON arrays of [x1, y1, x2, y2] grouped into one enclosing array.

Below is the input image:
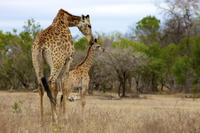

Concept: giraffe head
[[90, 39, 105, 52], [77, 15, 94, 44]]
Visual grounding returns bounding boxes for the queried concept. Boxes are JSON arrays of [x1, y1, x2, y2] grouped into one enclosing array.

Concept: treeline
[[0, 19, 41, 90], [0, 0, 200, 96]]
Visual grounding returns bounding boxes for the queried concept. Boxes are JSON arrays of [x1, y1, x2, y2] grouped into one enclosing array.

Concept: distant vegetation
[[0, 0, 200, 97]]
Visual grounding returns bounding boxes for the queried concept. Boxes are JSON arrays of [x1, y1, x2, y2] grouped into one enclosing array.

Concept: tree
[[135, 16, 161, 45], [190, 36, 200, 91], [171, 56, 190, 92], [159, 0, 200, 46], [159, 43, 179, 91], [74, 37, 88, 50], [92, 39, 147, 97], [0, 19, 41, 90], [142, 43, 167, 92]]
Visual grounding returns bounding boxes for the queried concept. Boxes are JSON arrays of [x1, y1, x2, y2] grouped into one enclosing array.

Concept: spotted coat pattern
[[31, 9, 94, 122], [60, 43, 104, 115]]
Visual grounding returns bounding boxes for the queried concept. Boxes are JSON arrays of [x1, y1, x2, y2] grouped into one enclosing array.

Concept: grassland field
[[0, 91, 200, 133]]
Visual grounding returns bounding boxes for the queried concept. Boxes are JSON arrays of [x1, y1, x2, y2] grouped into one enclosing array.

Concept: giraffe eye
[[88, 25, 91, 28]]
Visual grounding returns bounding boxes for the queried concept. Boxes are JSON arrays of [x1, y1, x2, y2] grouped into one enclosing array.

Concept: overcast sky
[[0, 0, 164, 35]]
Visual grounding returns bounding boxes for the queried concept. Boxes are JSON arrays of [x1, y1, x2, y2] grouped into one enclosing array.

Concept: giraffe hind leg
[[33, 47, 56, 105], [32, 47, 46, 122]]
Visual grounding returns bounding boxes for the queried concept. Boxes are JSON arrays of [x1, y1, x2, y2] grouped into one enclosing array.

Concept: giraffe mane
[[58, 9, 81, 21], [75, 46, 92, 68]]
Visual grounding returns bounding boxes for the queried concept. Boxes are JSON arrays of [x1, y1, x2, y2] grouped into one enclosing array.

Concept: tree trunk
[[161, 83, 164, 91], [128, 77, 132, 92], [151, 74, 158, 92], [122, 72, 127, 97], [160, 78, 165, 91], [122, 81, 126, 97], [118, 82, 121, 97], [136, 79, 139, 93]]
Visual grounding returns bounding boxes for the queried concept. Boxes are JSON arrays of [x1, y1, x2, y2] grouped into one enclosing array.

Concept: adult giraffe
[[32, 9, 94, 123]]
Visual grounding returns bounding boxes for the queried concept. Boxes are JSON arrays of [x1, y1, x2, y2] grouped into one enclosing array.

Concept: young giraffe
[[32, 9, 94, 122], [60, 39, 104, 117]]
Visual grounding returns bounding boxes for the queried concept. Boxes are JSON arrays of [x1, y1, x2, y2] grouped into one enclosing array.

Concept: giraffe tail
[[60, 94, 63, 103], [41, 77, 56, 105]]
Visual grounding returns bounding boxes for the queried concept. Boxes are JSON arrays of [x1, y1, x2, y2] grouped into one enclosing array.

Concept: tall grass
[[0, 92, 200, 133]]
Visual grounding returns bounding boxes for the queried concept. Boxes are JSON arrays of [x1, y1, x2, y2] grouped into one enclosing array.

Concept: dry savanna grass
[[0, 91, 200, 133]]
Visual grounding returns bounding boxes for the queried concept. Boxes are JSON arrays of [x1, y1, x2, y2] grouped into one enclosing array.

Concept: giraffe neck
[[67, 15, 81, 27], [52, 9, 81, 27], [76, 47, 94, 71]]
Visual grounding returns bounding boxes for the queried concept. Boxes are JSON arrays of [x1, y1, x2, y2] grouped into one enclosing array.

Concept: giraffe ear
[[86, 15, 90, 18], [81, 15, 85, 20]]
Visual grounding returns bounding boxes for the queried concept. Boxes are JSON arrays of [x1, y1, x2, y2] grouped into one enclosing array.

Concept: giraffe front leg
[[62, 59, 73, 117], [80, 85, 88, 114], [62, 86, 73, 117], [49, 81, 58, 124]]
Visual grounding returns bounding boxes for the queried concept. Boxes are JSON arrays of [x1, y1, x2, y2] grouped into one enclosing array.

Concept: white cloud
[[70, 3, 157, 16], [0, 0, 164, 33]]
